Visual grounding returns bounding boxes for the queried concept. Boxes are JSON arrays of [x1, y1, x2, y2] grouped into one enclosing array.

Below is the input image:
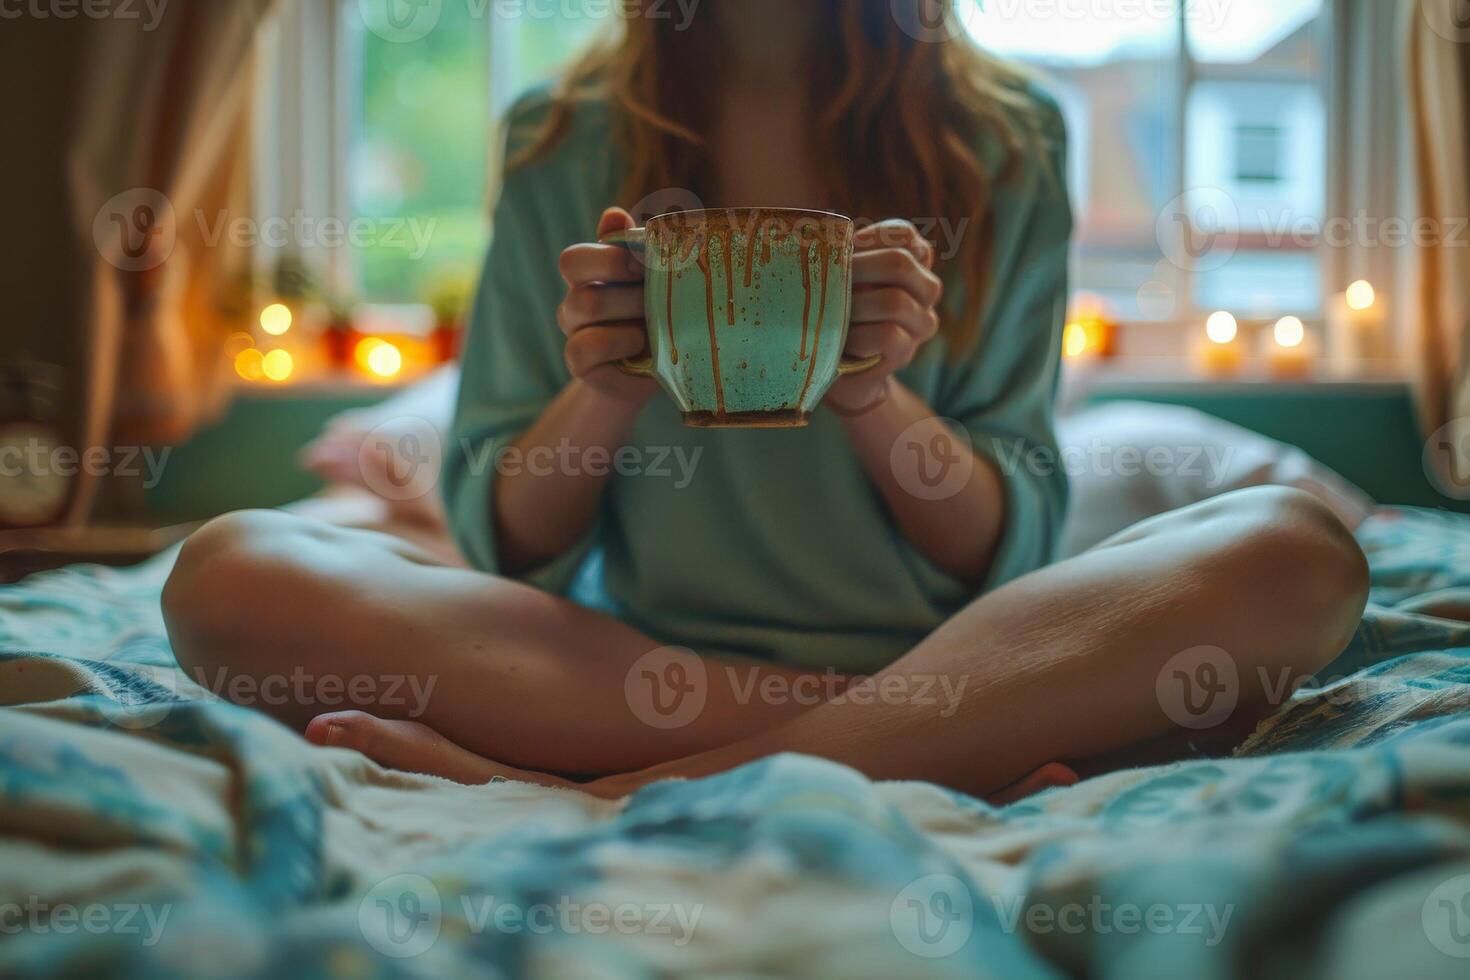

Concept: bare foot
[[987, 762, 1080, 805], [307, 711, 1081, 805], [1399, 588, 1470, 623], [305, 711, 574, 790]]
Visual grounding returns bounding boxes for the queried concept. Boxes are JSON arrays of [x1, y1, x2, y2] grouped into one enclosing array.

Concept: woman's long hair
[[510, 1, 1046, 351]]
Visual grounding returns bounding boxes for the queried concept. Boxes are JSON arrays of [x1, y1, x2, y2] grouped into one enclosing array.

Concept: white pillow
[[298, 366, 459, 528], [1056, 401, 1375, 557]]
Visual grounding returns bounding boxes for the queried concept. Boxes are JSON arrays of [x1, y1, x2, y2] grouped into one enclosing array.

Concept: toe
[[1032, 762, 1079, 790], [305, 710, 383, 753], [305, 711, 497, 784], [988, 762, 1081, 805]]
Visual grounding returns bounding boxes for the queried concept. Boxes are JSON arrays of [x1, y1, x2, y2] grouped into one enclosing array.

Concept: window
[[349, 4, 491, 303], [488, 10, 610, 118], [263, 0, 1349, 353], [968, 0, 1328, 322], [345, 5, 613, 305]]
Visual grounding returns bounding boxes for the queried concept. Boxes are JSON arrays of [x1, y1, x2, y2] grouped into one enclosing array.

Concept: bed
[[4, 433, 1470, 977]]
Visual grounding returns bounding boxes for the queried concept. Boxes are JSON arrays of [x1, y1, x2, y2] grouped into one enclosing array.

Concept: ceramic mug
[[602, 207, 881, 428]]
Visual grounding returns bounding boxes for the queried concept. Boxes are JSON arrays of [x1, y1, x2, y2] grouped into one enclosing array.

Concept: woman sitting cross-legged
[[161, 0, 1369, 802]]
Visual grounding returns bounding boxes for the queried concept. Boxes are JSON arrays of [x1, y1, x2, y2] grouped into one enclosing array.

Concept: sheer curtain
[[71, 1, 277, 475], [1407, 0, 1470, 489]]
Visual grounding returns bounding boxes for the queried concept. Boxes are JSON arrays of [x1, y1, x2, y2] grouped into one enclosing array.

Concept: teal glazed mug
[[603, 207, 881, 428]]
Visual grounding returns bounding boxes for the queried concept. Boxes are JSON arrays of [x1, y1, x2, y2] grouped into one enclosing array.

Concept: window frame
[[255, 0, 1405, 368]]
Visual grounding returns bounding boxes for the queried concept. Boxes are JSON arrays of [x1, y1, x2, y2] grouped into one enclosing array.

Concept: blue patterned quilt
[[3, 507, 1470, 979]]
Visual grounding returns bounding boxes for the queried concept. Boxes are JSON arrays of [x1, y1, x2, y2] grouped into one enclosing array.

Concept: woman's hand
[[557, 207, 659, 409], [826, 219, 944, 415]]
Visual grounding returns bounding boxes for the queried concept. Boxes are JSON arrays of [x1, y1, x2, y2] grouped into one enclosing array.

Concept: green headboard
[[1082, 379, 1465, 512], [145, 379, 1467, 524]]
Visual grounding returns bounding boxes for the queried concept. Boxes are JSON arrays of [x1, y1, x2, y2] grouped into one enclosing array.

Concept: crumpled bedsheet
[[2, 506, 1469, 978]]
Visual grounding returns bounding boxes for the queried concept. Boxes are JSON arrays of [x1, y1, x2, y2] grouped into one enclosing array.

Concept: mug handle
[[599, 227, 654, 377], [839, 354, 883, 376]]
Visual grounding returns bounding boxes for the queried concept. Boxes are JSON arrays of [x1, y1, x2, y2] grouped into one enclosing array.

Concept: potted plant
[[322, 292, 358, 369], [425, 268, 475, 363]]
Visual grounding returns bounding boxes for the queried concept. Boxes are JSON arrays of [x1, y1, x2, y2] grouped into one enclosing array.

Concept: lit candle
[[1262, 316, 1317, 379], [261, 349, 295, 383], [234, 347, 265, 382], [260, 303, 294, 337], [354, 336, 406, 382], [1061, 295, 1117, 363], [1062, 321, 1091, 360], [1196, 311, 1243, 376], [1326, 280, 1387, 375]]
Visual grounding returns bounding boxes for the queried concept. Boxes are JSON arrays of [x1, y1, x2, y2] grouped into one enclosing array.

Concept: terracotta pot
[[324, 322, 358, 368], [433, 319, 463, 363]]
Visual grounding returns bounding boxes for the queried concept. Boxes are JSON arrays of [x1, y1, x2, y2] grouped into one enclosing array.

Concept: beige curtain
[[71, 1, 276, 460], [1407, 0, 1470, 488]]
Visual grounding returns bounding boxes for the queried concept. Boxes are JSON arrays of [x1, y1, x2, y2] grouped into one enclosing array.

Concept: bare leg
[[161, 509, 833, 776], [301, 487, 1366, 796], [166, 487, 1368, 797], [578, 486, 1369, 798], [301, 712, 1077, 801], [1397, 588, 1470, 623]]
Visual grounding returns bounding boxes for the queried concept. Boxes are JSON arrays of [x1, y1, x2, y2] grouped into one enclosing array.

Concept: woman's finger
[[557, 284, 646, 335], [853, 219, 936, 268], [852, 247, 944, 308], [559, 243, 645, 287], [564, 322, 649, 378], [846, 322, 917, 369], [850, 287, 940, 341], [597, 206, 637, 240]]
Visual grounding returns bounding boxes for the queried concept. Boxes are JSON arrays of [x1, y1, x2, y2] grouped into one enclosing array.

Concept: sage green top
[[445, 86, 1073, 673]]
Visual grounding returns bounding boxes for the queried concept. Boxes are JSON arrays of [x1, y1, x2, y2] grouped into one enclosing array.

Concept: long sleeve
[[442, 99, 605, 592], [937, 96, 1073, 592]]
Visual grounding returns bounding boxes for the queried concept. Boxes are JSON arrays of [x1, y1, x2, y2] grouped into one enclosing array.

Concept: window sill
[[231, 374, 415, 399], [1063, 356, 1407, 387]]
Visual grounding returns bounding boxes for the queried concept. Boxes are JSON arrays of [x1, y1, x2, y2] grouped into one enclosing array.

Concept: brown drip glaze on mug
[[696, 235, 727, 417], [662, 235, 679, 364], [721, 232, 736, 327], [652, 208, 850, 428], [743, 226, 758, 289], [799, 242, 813, 362], [796, 239, 833, 408]]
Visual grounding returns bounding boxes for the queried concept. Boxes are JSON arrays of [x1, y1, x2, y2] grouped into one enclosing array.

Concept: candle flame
[[1205, 311, 1238, 345], [1274, 316, 1305, 349], [234, 348, 264, 382], [260, 303, 294, 336], [1345, 280, 1376, 312], [262, 349, 294, 382]]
